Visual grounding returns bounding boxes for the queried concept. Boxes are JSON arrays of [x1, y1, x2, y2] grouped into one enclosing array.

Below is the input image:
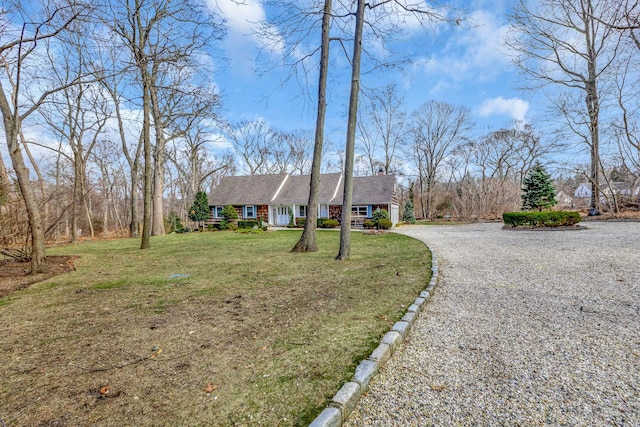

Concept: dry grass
[[0, 230, 430, 426]]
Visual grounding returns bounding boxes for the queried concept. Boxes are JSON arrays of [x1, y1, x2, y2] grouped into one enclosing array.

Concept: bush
[[238, 220, 260, 229], [372, 209, 390, 222], [377, 219, 392, 230], [502, 211, 581, 227], [207, 223, 220, 231], [295, 218, 306, 227], [221, 205, 239, 221], [362, 219, 375, 229], [317, 218, 339, 228]]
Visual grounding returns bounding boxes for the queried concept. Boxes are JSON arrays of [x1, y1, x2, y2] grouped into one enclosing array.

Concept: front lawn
[[0, 230, 430, 426]]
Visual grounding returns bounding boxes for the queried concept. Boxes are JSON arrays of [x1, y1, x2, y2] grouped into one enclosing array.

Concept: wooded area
[[1, 0, 638, 270]]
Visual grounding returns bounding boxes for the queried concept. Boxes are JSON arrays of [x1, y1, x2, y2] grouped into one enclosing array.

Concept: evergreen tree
[[188, 191, 210, 229], [521, 163, 557, 211], [402, 199, 416, 223], [402, 183, 416, 223]]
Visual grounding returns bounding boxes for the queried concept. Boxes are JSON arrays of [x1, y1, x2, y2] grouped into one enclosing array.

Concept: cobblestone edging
[[308, 241, 439, 427]]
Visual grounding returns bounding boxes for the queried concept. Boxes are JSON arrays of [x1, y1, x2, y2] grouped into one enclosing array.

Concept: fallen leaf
[[260, 346, 267, 351], [99, 385, 111, 395], [202, 383, 218, 393], [150, 348, 162, 359], [429, 384, 445, 391]]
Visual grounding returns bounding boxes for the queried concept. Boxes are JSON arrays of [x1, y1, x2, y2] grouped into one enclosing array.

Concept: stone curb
[[308, 239, 440, 427]]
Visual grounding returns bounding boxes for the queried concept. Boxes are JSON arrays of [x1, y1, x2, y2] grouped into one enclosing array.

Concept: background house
[[208, 173, 399, 227]]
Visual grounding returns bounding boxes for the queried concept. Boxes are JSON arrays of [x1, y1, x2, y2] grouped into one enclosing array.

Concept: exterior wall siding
[[257, 205, 269, 220], [329, 205, 342, 222]]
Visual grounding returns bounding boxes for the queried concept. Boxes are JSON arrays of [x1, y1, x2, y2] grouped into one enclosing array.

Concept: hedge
[[317, 218, 339, 228], [502, 211, 582, 227]]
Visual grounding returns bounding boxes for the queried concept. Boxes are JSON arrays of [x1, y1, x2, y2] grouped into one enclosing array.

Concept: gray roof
[[352, 175, 397, 205], [209, 173, 396, 206], [208, 174, 287, 205], [272, 173, 343, 204]]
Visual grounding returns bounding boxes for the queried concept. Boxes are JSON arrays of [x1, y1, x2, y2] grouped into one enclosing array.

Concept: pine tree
[[403, 184, 416, 223], [188, 191, 210, 229], [521, 163, 557, 211], [402, 199, 416, 223]]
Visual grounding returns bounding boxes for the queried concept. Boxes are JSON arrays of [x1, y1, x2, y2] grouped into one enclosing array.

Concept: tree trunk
[[140, 79, 153, 249], [20, 132, 49, 235], [337, 0, 365, 260], [292, 0, 332, 253], [150, 83, 167, 236], [71, 152, 82, 243], [2, 114, 47, 273]]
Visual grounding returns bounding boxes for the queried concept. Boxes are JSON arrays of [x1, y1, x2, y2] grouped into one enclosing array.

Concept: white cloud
[[212, 0, 284, 56], [411, 9, 511, 83], [477, 96, 529, 121]]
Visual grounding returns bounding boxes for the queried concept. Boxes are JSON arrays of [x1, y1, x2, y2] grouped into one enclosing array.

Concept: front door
[[274, 206, 290, 225]]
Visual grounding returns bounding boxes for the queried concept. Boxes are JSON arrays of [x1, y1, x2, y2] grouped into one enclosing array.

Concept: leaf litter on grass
[[0, 231, 431, 426]]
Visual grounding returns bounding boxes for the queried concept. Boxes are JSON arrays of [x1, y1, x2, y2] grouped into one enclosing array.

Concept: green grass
[[0, 230, 431, 426]]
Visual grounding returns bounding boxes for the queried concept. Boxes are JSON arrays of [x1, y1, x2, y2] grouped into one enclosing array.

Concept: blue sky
[[211, 0, 536, 145]]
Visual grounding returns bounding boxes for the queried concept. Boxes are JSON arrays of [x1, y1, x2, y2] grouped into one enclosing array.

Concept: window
[[213, 206, 223, 218], [352, 205, 368, 216], [298, 205, 307, 217], [244, 205, 256, 218]]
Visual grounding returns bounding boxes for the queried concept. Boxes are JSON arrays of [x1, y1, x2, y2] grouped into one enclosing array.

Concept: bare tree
[[336, 0, 449, 259], [508, 0, 622, 215], [291, 0, 332, 253], [104, 0, 225, 247], [357, 84, 406, 175], [0, 0, 89, 273], [229, 119, 275, 175], [407, 101, 471, 220]]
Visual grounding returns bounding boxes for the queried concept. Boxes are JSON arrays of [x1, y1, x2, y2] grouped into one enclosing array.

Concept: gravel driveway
[[346, 222, 639, 426]]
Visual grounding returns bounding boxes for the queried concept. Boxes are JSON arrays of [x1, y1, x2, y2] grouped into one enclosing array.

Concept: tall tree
[[0, 0, 89, 273], [408, 101, 471, 220], [508, 0, 621, 215], [336, 0, 448, 259], [105, 0, 225, 248], [292, 0, 333, 253], [336, 0, 366, 261]]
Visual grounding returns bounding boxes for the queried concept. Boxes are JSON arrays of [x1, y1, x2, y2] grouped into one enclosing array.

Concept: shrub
[[221, 205, 239, 221], [502, 211, 581, 227], [207, 223, 220, 231], [318, 218, 339, 228], [372, 209, 390, 222], [377, 219, 392, 230], [295, 218, 306, 227], [362, 219, 375, 229], [238, 220, 260, 229]]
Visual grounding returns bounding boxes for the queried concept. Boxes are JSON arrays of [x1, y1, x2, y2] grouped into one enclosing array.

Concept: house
[[574, 183, 591, 199], [208, 172, 400, 227], [556, 190, 574, 208]]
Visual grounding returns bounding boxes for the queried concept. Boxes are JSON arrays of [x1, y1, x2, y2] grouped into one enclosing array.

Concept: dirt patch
[[0, 255, 77, 298]]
